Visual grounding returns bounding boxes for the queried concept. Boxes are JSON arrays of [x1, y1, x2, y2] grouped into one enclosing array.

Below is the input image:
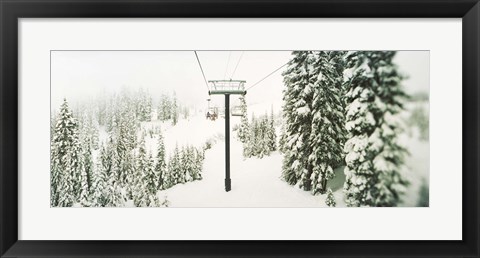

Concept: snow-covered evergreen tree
[[104, 137, 125, 207], [142, 153, 160, 207], [154, 131, 167, 190], [136, 88, 152, 122], [93, 144, 111, 207], [172, 92, 178, 125], [278, 119, 287, 154], [237, 95, 249, 143], [159, 94, 172, 121], [242, 113, 276, 159], [178, 146, 188, 183], [193, 147, 204, 181], [50, 98, 82, 207], [133, 133, 150, 207], [281, 51, 316, 189], [91, 118, 100, 150], [325, 188, 336, 207], [181, 147, 193, 182], [267, 108, 277, 152], [78, 138, 94, 206], [308, 51, 346, 194], [343, 51, 409, 207], [167, 144, 183, 186], [242, 114, 255, 158]]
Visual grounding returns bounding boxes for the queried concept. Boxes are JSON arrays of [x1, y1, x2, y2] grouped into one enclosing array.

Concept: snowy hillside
[[50, 50, 429, 208]]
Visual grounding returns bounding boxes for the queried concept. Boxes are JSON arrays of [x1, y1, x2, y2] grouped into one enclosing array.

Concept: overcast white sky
[[51, 51, 429, 112]]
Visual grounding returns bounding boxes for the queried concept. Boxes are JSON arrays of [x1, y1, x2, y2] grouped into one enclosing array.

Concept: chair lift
[[206, 106, 218, 121], [231, 105, 242, 117]]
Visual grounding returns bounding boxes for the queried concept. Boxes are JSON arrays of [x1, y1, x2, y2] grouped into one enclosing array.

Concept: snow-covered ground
[[133, 106, 428, 208], [138, 113, 343, 207], [96, 109, 428, 208], [157, 132, 346, 207]]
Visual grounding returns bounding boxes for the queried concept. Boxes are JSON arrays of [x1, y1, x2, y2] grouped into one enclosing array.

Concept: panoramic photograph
[[50, 50, 429, 207]]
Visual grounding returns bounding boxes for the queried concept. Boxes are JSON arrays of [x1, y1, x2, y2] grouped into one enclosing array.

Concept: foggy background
[[51, 50, 429, 111]]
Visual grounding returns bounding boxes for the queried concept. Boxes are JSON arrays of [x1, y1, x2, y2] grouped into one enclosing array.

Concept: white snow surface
[[96, 107, 427, 207], [151, 114, 345, 207]]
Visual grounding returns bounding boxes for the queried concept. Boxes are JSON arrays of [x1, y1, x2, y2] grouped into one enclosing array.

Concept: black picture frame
[[1, 0, 479, 257]]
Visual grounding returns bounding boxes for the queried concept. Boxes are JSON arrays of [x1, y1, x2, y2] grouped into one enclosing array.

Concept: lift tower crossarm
[[208, 80, 246, 95]]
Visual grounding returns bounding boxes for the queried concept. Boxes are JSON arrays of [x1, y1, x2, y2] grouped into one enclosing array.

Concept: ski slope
[[157, 133, 346, 207], [142, 110, 429, 207], [146, 113, 344, 207], [104, 111, 427, 208]]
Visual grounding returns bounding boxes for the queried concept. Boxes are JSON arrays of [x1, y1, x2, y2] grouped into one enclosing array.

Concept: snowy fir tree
[[280, 51, 348, 195], [181, 146, 195, 182], [78, 138, 94, 206], [168, 145, 183, 186], [144, 153, 161, 207], [50, 98, 82, 207], [242, 114, 255, 158], [267, 108, 277, 152], [193, 147, 204, 181], [92, 144, 111, 207], [154, 131, 167, 190], [136, 88, 153, 122], [172, 92, 179, 125], [281, 51, 316, 190], [278, 119, 287, 154], [91, 119, 100, 150], [104, 137, 125, 207], [308, 51, 346, 194], [343, 51, 409, 207], [242, 113, 276, 159], [133, 133, 156, 207], [258, 116, 271, 157], [325, 188, 336, 207], [236, 95, 249, 143], [113, 101, 138, 189], [158, 93, 172, 121]]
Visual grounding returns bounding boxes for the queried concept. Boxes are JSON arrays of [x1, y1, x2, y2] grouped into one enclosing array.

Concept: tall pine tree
[[343, 51, 409, 207], [237, 95, 249, 143], [154, 131, 167, 190], [281, 51, 316, 190], [308, 51, 346, 194], [92, 144, 109, 207], [50, 98, 82, 207]]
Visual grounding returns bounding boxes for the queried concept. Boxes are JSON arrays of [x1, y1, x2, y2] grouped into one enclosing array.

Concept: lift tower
[[209, 80, 246, 192]]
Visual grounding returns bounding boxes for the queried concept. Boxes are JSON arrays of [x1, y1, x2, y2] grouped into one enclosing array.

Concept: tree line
[[50, 89, 203, 207]]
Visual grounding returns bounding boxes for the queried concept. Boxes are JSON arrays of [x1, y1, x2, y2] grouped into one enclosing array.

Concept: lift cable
[[223, 51, 232, 81], [229, 51, 244, 79], [194, 51, 210, 93], [246, 62, 289, 91]]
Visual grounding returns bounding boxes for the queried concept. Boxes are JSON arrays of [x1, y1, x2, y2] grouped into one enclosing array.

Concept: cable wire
[[246, 62, 289, 91], [223, 51, 232, 80], [230, 51, 244, 79], [194, 51, 210, 93]]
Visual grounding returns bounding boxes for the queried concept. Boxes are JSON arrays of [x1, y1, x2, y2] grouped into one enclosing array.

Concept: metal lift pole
[[225, 94, 231, 192], [209, 80, 246, 192]]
